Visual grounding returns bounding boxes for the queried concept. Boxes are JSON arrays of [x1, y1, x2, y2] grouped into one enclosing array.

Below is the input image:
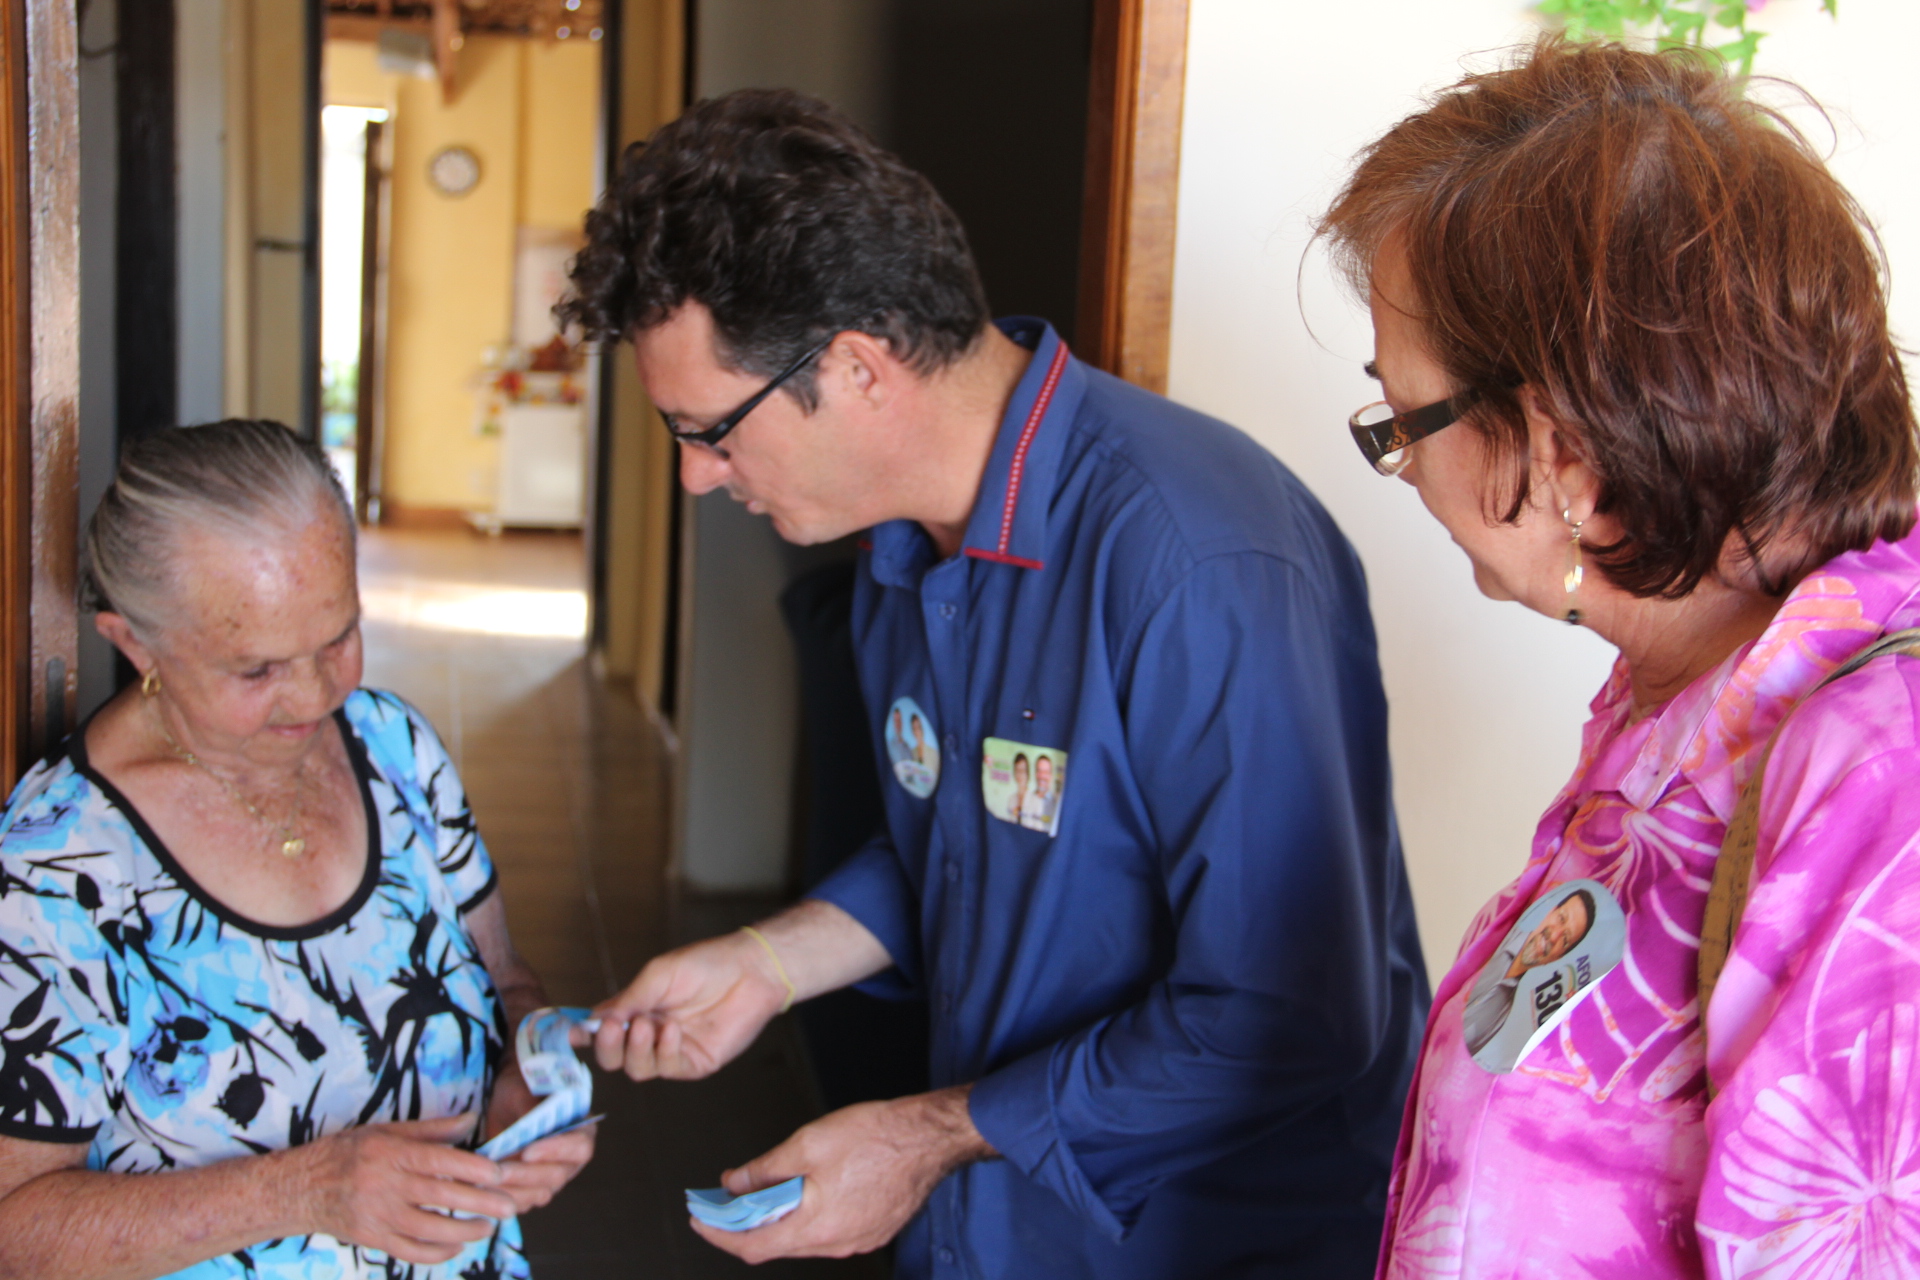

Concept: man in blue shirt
[[566, 89, 1428, 1278]]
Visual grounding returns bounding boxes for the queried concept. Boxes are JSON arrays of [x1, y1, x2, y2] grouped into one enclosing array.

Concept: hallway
[[358, 527, 880, 1278]]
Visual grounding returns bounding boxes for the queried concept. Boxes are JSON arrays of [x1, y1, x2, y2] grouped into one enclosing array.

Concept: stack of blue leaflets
[[685, 1177, 806, 1232], [478, 1006, 603, 1161]]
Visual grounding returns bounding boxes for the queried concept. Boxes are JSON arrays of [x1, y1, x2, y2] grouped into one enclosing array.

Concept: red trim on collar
[[964, 547, 1045, 570], [857, 537, 874, 552], [991, 341, 1070, 560]]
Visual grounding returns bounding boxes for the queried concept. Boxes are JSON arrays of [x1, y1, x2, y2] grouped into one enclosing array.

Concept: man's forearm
[[912, 1084, 999, 1173], [750, 898, 894, 1003]]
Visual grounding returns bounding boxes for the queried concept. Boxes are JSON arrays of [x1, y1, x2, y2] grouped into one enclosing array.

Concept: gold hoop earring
[[141, 669, 161, 698], [1562, 508, 1585, 626]]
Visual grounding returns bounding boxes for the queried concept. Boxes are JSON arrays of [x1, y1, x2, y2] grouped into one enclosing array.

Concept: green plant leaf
[[1534, 0, 1811, 73], [1716, 29, 1764, 75], [1666, 10, 1710, 43]]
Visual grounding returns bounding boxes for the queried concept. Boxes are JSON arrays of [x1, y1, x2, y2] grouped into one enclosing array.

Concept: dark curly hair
[[557, 89, 991, 406]]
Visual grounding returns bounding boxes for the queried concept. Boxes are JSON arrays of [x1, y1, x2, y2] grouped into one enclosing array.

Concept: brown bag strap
[[1698, 626, 1920, 1096]]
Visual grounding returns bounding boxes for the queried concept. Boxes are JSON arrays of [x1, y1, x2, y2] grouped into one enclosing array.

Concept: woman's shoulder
[[343, 685, 434, 735], [1777, 646, 1920, 765], [1756, 648, 1920, 853], [0, 751, 140, 943], [343, 688, 457, 780], [3, 748, 127, 855]]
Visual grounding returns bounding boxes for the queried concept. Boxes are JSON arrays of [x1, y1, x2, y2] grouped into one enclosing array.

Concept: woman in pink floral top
[[1318, 37, 1920, 1278]]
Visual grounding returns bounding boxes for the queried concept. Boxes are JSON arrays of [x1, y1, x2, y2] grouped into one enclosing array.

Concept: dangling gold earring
[[141, 669, 161, 697], [1562, 508, 1584, 626]]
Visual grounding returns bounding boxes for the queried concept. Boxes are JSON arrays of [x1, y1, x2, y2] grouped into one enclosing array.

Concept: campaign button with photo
[[1462, 877, 1627, 1073], [883, 696, 940, 798]]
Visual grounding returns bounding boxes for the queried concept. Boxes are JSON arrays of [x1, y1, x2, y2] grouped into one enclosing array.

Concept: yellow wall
[[323, 37, 395, 112], [324, 34, 601, 512], [519, 42, 600, 229], [239, 0, 310, 429]]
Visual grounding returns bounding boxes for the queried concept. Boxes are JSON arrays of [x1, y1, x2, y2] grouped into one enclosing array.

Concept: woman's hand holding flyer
[[480, 1007, 603, 1160]]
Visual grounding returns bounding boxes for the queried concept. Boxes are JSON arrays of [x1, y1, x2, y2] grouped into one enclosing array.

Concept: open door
[[591, 0, 687, 722], [2, 0, 80, 781]]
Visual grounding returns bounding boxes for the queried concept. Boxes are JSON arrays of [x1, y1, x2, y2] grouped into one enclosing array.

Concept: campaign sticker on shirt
[[1462, 878, 1626, 1073], [884, 697, 940, 798], [981, 738, 1067, 836]]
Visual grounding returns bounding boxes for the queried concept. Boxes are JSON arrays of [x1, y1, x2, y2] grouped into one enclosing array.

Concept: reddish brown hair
[[1319, 36, 1917, 598]]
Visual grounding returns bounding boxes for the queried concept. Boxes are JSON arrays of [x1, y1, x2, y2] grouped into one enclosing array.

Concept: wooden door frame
[[1, 0, 26, 782], [1077, 0, 1190, 395], [3, 0, 79, 780], [352, 117, 386, 523]]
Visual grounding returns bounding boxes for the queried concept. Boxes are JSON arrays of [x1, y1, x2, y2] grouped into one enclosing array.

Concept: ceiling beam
[[431, 0, 460, 103]]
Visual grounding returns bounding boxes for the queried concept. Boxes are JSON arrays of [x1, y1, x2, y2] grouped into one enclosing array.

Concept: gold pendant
[[281, 836, 307, 858]]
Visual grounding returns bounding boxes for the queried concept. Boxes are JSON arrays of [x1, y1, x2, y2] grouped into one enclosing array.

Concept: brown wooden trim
[[2, 0, 29, 781], [1076, 0, 1189, 395], [302, 0, 325, 443], [353, 119, 383, 523], [23, 0, 78, 769], [379, 501, 471, 531], [325, 14, 433, 42]]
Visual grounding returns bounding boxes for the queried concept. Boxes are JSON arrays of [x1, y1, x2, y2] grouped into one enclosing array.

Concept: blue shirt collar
[[867, 318, 1083, 586]]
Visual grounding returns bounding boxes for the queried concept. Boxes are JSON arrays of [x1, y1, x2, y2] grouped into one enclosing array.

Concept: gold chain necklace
[[151, 704, 309, 859]]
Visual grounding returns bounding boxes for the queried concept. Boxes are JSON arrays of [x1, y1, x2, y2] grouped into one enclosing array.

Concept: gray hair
[[83, 419, 355, 639]]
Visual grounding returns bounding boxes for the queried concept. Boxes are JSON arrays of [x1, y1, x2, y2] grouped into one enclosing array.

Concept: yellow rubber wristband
[[741, 925, 796, 1013]]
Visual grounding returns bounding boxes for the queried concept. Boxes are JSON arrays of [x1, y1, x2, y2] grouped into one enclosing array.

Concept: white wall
[[1743, 2, 1920, 342], [1170, 0, 1920, 979]]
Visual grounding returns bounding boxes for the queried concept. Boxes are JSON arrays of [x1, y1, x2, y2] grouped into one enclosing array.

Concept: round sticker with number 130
[[1462, 878, 1625, 1073]]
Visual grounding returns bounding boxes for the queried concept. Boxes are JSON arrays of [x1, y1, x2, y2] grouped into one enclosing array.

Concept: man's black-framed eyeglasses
[[1348, 390, 1474, 476], [660, 334, 836, 452]]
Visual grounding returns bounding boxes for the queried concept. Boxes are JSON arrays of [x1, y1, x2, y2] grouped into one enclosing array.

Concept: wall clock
[[428, 145, 481, 197]]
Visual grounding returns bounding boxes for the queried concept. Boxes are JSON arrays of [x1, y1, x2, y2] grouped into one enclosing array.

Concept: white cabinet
[[487, 404, 585, 529]]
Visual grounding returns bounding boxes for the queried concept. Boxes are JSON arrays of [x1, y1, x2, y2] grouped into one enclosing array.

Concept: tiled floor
[[358, 527, 882, 1279]]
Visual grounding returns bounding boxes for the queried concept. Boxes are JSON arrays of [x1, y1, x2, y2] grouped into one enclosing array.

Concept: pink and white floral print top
[[1378, 522, 1920, 1279]]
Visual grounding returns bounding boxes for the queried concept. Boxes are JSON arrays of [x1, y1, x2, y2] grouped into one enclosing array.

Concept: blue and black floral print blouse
[[0, 688, 524, 1279]]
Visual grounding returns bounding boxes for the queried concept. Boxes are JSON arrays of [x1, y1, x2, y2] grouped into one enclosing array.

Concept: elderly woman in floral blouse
[[0, 420, 593, 1279], [1320, 38, 1920, 1278]]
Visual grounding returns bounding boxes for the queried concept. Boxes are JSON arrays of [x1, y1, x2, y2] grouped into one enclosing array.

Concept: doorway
[[319, 104, 385, 517], [320, 16, 600, 533]]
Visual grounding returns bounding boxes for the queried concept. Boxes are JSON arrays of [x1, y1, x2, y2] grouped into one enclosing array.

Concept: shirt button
[[944, 733, 957, 754], [945, 860, 959, 883], [939, 602, 956, 619], [938, 1246, 957, 1265]]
